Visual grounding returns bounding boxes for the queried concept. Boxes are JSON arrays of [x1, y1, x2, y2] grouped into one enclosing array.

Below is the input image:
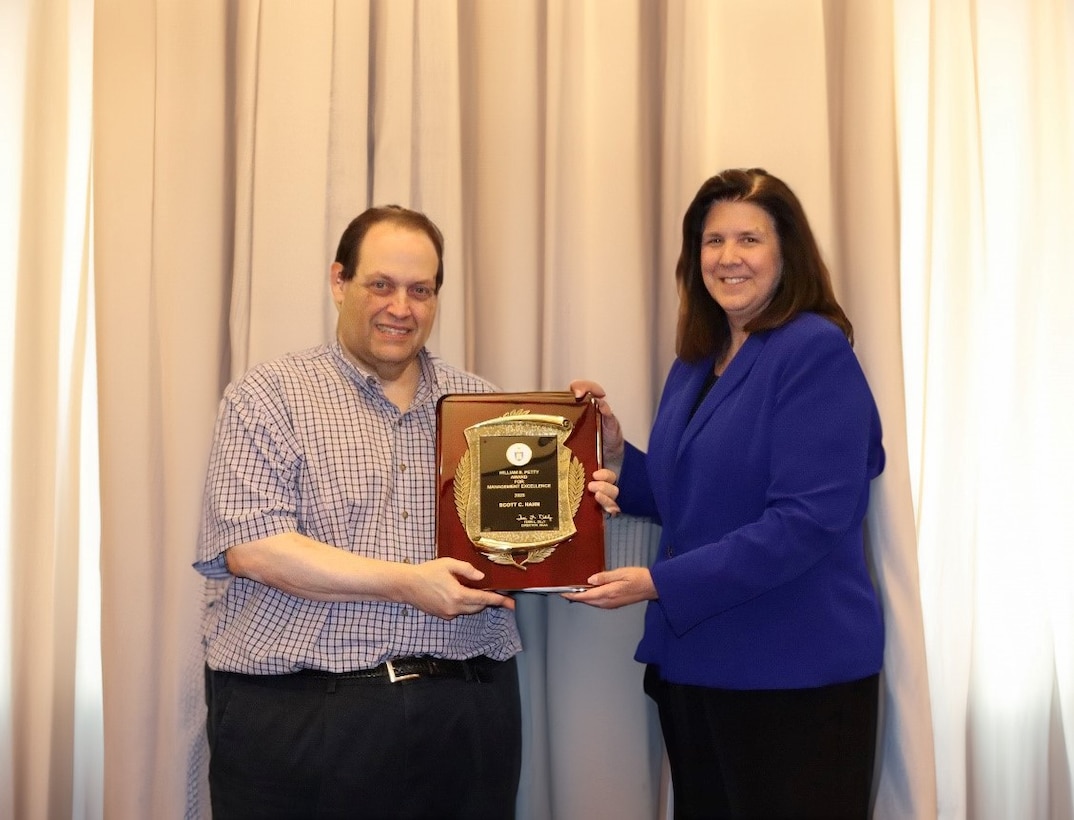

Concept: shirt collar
[[329, 341, 441, 405]]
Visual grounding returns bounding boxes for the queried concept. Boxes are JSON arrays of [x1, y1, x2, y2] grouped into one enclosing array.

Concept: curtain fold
[[94, 2, 231, 816], [235, 1, 337, 371], [823, 2, 938, 817], [2, 0, 98, 816]]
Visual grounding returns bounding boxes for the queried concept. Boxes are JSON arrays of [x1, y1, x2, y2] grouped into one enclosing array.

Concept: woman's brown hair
[[675, 168, 852, 362]]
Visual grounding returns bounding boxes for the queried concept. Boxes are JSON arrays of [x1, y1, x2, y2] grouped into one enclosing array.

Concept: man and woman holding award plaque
[[197, 167, 884, 819]]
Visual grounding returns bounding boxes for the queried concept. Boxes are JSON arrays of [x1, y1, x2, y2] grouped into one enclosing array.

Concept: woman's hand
[[570, 379, 625, 474], [588, 466, 620, 516], [561, 566, 656, 609]]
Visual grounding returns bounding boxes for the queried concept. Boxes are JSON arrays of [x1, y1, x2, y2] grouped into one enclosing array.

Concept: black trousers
[[205, 658, 521, 820], [646, 666, 879, 820]]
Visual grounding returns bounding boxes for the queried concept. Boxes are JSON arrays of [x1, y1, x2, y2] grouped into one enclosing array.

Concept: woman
[[567, 168, 885, 819]]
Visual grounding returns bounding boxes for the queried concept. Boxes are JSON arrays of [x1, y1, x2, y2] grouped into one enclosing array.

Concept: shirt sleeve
[[194, 375, 303, 577]]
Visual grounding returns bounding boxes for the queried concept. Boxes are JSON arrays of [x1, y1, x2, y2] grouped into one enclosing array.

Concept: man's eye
[[370, 281, 391, 291], [410, 286, 434, 300]]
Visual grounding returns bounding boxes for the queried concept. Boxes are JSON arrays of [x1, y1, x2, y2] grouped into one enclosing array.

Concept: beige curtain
[[825, 4, 937, 817], [2, 0, 100, 817], [896, 1, 1074, 817], [92, 2, 234, 816], [27, 0, 1067, 817]]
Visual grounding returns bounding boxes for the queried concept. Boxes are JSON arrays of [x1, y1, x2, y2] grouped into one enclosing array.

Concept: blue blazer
[[619, 313, 885, 689]]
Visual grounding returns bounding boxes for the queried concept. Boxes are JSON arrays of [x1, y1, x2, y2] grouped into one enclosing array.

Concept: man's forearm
[[225, 532, 408, 603]]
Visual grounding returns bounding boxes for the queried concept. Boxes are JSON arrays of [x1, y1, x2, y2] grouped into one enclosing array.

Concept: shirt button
[[399, 463, 407, 472], [666, 545, 674, 557], [401, 510, 409, 520]]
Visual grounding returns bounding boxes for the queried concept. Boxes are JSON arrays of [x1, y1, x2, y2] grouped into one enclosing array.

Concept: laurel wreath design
[[454, 447, 474, 527]]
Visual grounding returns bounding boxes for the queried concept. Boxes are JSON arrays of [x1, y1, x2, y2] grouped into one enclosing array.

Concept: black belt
[[296, 655, 496, 684]]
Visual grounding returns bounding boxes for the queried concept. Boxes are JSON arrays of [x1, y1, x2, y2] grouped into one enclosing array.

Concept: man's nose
[[387, 288, 413, 313]]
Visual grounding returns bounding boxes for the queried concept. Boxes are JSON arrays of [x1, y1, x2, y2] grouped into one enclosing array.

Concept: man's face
[[331, 221, 439, 381]]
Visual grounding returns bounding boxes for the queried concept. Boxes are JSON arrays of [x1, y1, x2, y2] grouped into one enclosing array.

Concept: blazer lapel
[[676, 334, 764, 459]]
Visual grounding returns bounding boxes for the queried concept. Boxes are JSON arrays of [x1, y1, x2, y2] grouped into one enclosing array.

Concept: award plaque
[[436, 392, 606, 591]]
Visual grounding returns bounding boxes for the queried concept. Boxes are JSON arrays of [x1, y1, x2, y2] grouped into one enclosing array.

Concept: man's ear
[[329, 263, 346, 306]]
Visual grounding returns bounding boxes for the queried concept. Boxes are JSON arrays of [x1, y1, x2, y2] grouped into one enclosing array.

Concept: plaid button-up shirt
[[195, 343, 521, 675]]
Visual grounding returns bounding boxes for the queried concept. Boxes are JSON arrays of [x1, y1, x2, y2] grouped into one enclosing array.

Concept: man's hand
[[561, 566, 656, 609], [403, 557, 516, 619]]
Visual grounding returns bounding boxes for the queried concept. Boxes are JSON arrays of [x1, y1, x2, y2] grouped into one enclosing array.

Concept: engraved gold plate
[[454, 411, 585, 569]]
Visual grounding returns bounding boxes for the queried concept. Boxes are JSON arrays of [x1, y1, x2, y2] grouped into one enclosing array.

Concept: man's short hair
[[334, 205, 445, 292]]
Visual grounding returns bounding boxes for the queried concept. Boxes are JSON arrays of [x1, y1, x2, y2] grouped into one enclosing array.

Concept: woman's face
[[699, 200, 783, 331]]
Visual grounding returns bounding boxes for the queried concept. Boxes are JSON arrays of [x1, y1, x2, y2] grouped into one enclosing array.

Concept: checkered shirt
[[195, 343, 522, 674]]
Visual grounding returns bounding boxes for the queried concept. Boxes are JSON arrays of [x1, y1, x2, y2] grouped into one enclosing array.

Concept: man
[[196, 206, 522, 819]]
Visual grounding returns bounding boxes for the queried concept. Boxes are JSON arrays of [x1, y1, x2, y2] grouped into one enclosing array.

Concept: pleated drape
[[897, 1, 1074, 817], [2, 0, 97, 817]]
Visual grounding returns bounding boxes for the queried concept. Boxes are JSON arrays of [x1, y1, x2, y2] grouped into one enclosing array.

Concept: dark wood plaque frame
[[436, 391, 605, 591]]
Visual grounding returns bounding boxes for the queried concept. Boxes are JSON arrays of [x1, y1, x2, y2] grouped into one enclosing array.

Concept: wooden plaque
[[436, 392, 606, 591]]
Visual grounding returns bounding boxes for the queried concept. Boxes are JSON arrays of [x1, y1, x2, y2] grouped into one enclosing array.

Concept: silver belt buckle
[[385, 659, 420, 683]]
